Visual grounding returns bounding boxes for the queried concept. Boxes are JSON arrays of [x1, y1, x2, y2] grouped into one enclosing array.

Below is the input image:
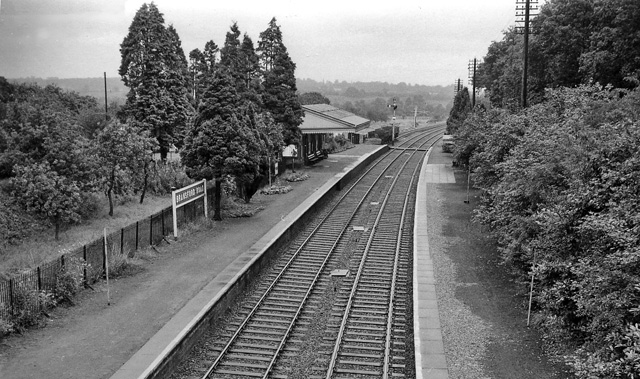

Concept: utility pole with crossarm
[[516, 0, 539, 108], [468, 58, 477, 108]]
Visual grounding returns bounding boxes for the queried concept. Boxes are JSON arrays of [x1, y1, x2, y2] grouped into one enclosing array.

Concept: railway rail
[[172, 124, 446, 379]]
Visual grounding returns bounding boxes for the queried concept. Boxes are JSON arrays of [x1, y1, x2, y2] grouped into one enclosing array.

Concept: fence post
[[9, 278, 14, 316], [83, 245, 87, 285], [135, 221, 139, 251], [120, 227, 124, 255], [61, 254, 65, 268], [37, 266, 42, 292], [37, 267, 42, 311], [149, 215, 153, 246], [161, 209, 165, 236], [102, 233, 106, 275]]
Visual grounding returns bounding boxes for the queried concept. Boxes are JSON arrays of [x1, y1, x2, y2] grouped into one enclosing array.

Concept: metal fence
[[0, 187, 214, 320]]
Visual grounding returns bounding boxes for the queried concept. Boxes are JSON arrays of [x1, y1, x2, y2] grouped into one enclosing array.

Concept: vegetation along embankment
[[0, 2, 307, 336], [445, 0, 640, 377]]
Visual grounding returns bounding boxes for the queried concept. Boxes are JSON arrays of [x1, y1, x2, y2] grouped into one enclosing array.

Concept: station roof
[[300, 104, 371, 134]]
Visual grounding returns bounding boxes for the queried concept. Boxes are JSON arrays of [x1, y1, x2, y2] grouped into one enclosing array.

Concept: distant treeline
[[297, 78, 453, 101], [7, 77, 454, 119], [8, 77, 128, 104], [7, 76, 454, 123], [298, 78, 452, 122]]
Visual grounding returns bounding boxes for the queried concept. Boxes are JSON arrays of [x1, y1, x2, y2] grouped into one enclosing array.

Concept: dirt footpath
[[0, 146, 377, 379]]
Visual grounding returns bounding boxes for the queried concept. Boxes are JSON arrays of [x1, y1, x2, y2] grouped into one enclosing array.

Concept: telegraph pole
[[468, 59, 477, 108], [454, 78, 462, 95], [521, 0, 530, 108], [516, 0, 539, 108]]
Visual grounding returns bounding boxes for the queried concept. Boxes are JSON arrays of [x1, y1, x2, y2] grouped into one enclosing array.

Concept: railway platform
[[1, 138, 456, 379], [109, 144, 387, 379], [414, 140, 453, 379]]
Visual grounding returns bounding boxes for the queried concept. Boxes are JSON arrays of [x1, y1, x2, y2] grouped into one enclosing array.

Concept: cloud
[[1, 0, 124, 15], [0, 0, 519, 85]]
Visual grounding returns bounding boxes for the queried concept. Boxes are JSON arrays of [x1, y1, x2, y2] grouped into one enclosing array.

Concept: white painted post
[[203, 179, 208, 219], [104, 228, 110, 306], [172, 189, 178, 240]]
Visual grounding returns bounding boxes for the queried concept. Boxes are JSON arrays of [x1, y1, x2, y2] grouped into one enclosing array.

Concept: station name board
[[172, 179, 208, 239], [174, 182, 205, 207]]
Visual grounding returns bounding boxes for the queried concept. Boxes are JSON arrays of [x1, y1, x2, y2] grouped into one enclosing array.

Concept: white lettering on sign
[[171, 179, 208, 239], [175, 184, 204, 206]]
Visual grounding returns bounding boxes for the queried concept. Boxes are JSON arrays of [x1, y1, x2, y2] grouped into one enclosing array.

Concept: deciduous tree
[[11, 162, 81, 240], [96, 121, 155, 216], [299, 92, 330, 105]]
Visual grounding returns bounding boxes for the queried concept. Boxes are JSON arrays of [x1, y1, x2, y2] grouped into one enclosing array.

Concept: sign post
[[171, 179, 207, 240]]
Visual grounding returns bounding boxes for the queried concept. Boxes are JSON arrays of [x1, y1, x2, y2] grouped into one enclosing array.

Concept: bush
[[147, 161, 192, 195], [323, 134, 353, 154], [0, 318, 14, 336], [282, 171, 309, 182], [53, 256, 88, 306], [570, 324, 640, 378], [260, 185, 293, 195], [457, 85, 640, 376], [7, 284, 54, 333]]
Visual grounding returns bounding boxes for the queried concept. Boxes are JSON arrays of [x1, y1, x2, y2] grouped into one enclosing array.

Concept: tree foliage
[[0, 83, 100, 183], [118, 2, 193, 160], [478, 0, 640, 108], [298, 92, 330, 105], [181, 69, 264, 219], [95, 121, 156, 216], [189, 40, 219, 106], [185, 22, 288, 209], [258, 17, 304, 146], [340, 98, 389, 122], [454, 85, 640, 377], [11, 162, 81, 240], [445, 88, 472, 134]]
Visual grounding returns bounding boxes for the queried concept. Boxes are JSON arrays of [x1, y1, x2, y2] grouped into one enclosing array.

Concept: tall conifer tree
[[189, 40, 219, 107], [119, 2, 193, 160], [258, 18, 303, 146]]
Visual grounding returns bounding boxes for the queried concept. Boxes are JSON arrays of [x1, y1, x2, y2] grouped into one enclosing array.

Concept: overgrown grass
[[0, 193, 171, 279]]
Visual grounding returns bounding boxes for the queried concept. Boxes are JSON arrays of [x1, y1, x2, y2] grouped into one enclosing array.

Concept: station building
[[299, 104, 371, 164]]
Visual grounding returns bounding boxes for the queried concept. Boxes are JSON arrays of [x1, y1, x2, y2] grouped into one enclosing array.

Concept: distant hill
[[8, 77, 128, 105], [296, 78, 454, 104], [5, 76, 455, 115], [297, 78, 454, 121]]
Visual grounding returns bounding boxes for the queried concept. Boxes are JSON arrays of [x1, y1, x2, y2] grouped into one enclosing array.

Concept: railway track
[[173, 124, 445, 379]]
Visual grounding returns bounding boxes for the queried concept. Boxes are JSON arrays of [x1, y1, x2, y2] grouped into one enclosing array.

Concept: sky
[[0, 0, 520, 87]]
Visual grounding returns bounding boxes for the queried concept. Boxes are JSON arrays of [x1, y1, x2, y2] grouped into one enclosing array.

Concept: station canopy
[[300, 104, 371, 135]]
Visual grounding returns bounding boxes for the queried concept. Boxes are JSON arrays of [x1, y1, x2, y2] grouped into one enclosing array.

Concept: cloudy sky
[[0, 0, 519, 86]]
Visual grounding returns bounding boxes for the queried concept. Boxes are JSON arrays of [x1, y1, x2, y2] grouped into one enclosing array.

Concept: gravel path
[[425, 148, 572, 379]]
